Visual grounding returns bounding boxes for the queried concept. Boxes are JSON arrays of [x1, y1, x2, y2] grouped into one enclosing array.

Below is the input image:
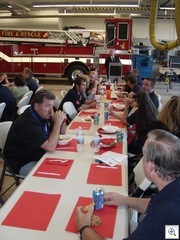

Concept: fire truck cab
[[0, 17, 132, 83]]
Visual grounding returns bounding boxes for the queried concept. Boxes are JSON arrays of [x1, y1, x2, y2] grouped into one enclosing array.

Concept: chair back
[[0, 121, 12, 150], [23, 91, 33, 104], [61, 90, 68, 99], [17, 96, 30, 109], [0, 102, 6, 119], [35, 86, 44, 93], [17, 105, 31, 115], [63, 101, 77, 120], [156, 94, 162, 111], [54, 95, 61, 110], [129, 157, 151, 233]]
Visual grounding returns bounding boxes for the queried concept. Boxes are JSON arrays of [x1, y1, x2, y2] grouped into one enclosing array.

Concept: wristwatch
[[78, 225, 90, 239]]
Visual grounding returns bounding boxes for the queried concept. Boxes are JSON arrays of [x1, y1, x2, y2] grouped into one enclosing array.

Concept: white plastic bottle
[[92, 132, 100, 153], [76, 126, 84, 152], [114, 81, 117, 91]]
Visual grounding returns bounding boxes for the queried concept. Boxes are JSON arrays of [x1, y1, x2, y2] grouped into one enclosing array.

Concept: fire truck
[[0, 18, 132, 83]]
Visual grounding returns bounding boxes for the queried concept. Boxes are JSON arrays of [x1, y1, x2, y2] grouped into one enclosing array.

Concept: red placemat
[[104, 120, 125, 128], [2, 191, 60, 231], [98, 142, 123, 155], [66, 197, 117, 238], [56, 138, 77, 152], [33, 158, 73, 179], [78, 111, 99, 117], [110, 99, 123, 104], [87, 164, 122, 186], [69, 121, 92, 130]]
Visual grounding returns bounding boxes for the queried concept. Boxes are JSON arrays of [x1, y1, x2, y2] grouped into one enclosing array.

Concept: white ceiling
[[0, 0, 176, 19]]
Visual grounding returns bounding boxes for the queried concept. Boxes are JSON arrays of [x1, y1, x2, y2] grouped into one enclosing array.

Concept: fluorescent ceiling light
[[33, 4, 139, 8], [159, 7, 175, 10]]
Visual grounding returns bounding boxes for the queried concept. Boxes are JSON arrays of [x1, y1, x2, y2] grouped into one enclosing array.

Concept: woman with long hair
[[150, 96, 180, 138]]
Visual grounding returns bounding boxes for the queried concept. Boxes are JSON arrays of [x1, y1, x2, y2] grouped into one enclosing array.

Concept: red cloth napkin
[[98, 142, 123, 154], [2, 191, 60, 231], [87, 164, 122, 186], [100, 138, 115, 145], [104, 120, 125, 128], [97, 128, 116, 134], [69, 121, 92, 130], [33, 157, 73, 179], [56, 138, 77, 152], [66, 197, 118, 238]]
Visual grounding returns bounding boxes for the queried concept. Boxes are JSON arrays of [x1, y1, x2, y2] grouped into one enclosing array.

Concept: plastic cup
[[106, 90, 111, 100], [106, 84, 111, 90]]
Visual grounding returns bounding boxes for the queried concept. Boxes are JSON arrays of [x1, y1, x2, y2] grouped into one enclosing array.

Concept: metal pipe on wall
[[149, 0, 180, 51]]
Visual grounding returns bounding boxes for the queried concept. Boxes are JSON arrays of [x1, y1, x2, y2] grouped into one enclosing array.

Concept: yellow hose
[[149, 0, 180, 51]]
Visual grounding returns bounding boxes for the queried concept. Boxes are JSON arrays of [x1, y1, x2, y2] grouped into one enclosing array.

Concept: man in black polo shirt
[[142, 78, 159, 109], [59, 76, 96, 112], [0, 73, 17, 121], [4, 90, 66, 176]]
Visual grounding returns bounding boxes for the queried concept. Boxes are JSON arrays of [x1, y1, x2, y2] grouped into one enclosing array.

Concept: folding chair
[[54, 95, 61, 110], [23, 90, 33, 104], [0, 122, 24, 205], [0, 102, 6, 120], [61, 90, 68, 99], [63, 101, 77, 120], [129, 157, 151, 233]]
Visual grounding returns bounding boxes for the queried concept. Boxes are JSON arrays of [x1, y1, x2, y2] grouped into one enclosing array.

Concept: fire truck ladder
[[0, 28, 87, 45], [49, 30, 83, 45]]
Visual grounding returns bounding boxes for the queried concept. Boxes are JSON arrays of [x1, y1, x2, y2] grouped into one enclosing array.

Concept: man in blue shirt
[[75, 130, 180, 240], [22, 68, 38, 93]]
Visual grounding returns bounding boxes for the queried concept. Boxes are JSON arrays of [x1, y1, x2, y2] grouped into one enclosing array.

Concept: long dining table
[[0, 92, 129, 240]]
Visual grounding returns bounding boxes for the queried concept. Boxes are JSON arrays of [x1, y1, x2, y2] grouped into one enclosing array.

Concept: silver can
[[93, 187, 104, 210], [94, 114, 99, 125], [104, 101, 109, 109], [104, 109, 109, 121], [116, 130, 123, 143]]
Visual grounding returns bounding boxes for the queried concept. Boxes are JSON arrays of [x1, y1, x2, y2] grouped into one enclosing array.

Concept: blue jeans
[[19, 161, 37, 177]]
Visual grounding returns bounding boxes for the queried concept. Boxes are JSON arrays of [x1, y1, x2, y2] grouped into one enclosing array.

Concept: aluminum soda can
[[94, 114, 99, 125], [93, 187, 104, 210], [104, 101, 109, 109], [104, 109, 109, 121], [116, 129, 123, 143]]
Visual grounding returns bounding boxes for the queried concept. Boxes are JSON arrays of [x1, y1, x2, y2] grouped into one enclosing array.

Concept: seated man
[[75, 129, 180, 240], [22, 67, 38, 93], [142, 78, 159, 109], [59, 76, 96, 112], [4, 89, 66, 176], [85, 71, 99, 100], [0, 73, 17, 121]]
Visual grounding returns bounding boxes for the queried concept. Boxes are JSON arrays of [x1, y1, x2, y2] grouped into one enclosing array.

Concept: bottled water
[[92, 133, 100, 153], [76, 126, 84, 152], [114, 81, 117, 91]]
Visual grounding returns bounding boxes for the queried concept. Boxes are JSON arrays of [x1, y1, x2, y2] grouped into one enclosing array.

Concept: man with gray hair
[[75, 130, 180, 240]]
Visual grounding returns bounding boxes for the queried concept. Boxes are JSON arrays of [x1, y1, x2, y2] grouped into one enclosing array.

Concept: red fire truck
[[0, 18, 132, 83]]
